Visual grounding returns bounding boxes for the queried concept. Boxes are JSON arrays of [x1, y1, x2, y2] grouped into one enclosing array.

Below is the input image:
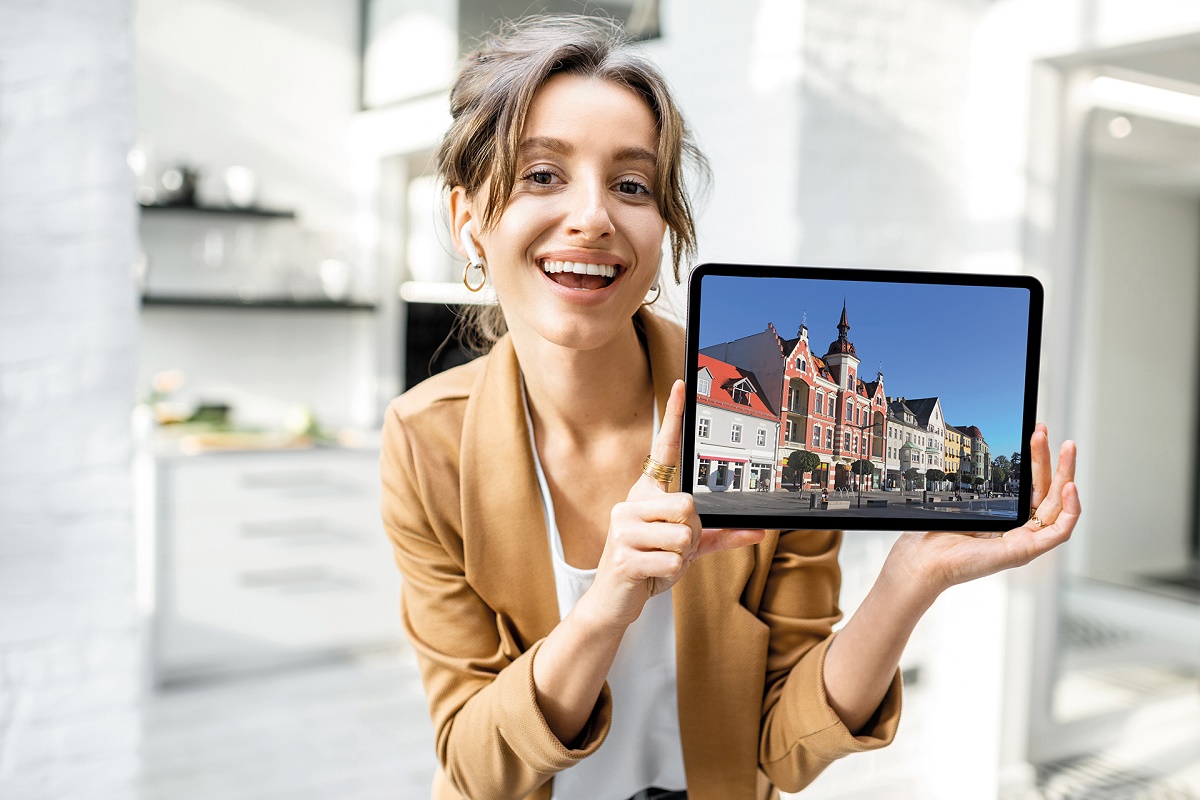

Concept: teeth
[[540, 260, 616, 279]]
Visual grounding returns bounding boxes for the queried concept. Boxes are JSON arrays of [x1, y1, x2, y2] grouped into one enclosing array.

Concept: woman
[[381, 16, 1080, 800]]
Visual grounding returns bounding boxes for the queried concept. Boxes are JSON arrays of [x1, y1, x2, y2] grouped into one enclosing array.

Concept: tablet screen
[[682, 264, 1042, 531]]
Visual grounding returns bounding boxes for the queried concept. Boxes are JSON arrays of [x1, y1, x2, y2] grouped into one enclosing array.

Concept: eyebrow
[[518, 136, 658, 168]]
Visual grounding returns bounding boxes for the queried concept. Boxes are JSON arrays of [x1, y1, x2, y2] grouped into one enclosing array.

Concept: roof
[[955, 425, 985, 439], [903, 397, 941, 428], [696, 353, 779, 422]]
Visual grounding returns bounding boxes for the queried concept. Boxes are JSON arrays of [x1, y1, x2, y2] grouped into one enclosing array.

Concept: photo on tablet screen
[[685, 266, 1040, 528]]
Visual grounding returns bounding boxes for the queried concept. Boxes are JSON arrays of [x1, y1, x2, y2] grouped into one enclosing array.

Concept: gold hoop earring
[[463, 259, 487, 292], [642, 282, 660, 306]]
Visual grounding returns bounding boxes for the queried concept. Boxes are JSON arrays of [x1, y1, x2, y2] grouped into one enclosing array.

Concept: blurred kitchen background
[[2, 0, 1199, 798]]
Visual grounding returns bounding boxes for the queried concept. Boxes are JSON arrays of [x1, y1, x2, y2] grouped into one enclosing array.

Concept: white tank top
[[521, 379, 687, 799]]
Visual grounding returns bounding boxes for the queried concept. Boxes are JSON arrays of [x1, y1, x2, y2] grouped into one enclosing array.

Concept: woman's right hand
[[583, 379, 766, 632]]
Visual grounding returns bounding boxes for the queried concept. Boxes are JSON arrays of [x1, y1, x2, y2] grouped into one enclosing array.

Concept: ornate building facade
[[701, 304, 888, 491]]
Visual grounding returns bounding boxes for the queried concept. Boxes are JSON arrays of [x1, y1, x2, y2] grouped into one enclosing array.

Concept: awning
[[697, 455, 749, 464]]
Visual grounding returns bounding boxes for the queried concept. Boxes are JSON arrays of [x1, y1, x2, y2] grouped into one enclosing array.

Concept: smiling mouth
[[539, 259, 621, 290]]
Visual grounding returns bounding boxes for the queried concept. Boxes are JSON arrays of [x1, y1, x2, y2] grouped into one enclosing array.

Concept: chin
[[522, 301, 642, 352]]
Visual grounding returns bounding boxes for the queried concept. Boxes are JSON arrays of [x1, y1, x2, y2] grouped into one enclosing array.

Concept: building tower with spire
[[823, 301, 861, 394]]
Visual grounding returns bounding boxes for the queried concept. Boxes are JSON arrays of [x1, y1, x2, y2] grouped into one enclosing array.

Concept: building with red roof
[[694, 354, 780, 492]]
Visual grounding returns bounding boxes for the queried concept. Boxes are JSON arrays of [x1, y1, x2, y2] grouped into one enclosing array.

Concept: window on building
[[757, 428, 766, 447], [852, 437, 858, 454], [731, 387, 749, 406], [731, 423, 742, 443], [843, 432, 850, 450], [800, 359, 806, 372], [815, 390, 823, 413], [846, 399, 853, 418], [788, 386, 800, 412], [827, 397, 834, 416], [825, 429, 833, 449], [812, 424, 820, 446], [697, 377, 710, 396], [698, 417, 709, 438]]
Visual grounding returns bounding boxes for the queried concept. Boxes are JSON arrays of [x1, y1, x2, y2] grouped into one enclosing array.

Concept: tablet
[[682, 263, 1043, 532]]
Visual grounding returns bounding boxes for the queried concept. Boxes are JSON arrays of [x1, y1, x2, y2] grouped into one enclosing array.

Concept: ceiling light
[[1107, 115, 1132, 138], [1090, 75, 1200, 127]]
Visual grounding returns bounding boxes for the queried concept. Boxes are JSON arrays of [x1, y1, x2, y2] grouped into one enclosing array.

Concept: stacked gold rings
[[642, 455, 679, 485], [1029, 514, 1044, 529]]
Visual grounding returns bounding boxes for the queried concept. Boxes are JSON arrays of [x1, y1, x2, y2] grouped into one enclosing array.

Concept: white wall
[[133, 0, 381, 430], [0, 2, 142, 798], [135, 0, 359, 228], [1073, 165, 1200, 582]]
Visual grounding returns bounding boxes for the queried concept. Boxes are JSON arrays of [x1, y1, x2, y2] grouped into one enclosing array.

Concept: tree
[[1010, 451, 1021, 478], [972, 476, 985, 487], [784, 449, 821, 491], [903, 467, 922, 490], [926, 468, 946, 488], [991, 467, 1009, 490]]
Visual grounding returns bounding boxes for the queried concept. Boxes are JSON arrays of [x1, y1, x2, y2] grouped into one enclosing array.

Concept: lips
[[537, 257, 624, 290]]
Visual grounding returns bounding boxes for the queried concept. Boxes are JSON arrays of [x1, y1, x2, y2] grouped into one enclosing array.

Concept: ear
[[449, 186, 479, 261]]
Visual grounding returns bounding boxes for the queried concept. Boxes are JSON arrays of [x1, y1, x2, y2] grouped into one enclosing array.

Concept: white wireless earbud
[[460, 221, 484, 268]]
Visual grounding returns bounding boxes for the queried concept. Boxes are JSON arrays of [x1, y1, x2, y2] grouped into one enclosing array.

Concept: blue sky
[[697, 274, 1031, 457]]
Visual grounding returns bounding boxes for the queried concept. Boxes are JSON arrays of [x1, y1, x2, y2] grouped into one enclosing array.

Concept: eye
[[522, 167, 561, 186], [616, 178, 651, 196]]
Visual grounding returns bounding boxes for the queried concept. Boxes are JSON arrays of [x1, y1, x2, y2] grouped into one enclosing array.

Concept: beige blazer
[[381, 309, 902, 800]]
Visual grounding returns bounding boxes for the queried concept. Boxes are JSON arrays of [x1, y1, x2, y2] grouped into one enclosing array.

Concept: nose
[[564, 178, 615, 241]]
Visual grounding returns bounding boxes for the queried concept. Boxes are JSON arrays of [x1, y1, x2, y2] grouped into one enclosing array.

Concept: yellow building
[[945, 426, 963, 481]]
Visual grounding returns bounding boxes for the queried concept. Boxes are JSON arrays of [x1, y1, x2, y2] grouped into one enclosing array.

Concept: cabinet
[[151, 447, 401, 686]]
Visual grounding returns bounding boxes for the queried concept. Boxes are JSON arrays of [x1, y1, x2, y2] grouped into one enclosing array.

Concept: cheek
[[613, 205, 668, 254]]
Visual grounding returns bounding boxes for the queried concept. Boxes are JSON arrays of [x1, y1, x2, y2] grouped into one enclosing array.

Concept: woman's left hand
[[887, 423, 1080, 598]]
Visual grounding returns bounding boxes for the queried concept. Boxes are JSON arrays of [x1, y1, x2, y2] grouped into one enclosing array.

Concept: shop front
[[694, 455, 749, 492]]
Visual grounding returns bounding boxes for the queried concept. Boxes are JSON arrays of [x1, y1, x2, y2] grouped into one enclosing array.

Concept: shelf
[[141, 295, 376, 311], [139, 202, 296, 219], [399, 280, 497, 306]]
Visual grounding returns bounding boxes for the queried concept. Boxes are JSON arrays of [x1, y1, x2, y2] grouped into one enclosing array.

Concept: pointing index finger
[[641, 379, 685, 492]]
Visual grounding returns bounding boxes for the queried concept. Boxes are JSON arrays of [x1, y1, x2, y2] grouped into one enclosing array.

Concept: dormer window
[[698, 377, 711, 396], [729, 377, 754, 406]]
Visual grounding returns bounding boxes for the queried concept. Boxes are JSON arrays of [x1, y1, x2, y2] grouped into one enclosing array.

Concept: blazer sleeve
[[757, 529, 902, 793], [381, 402, 612, 800]]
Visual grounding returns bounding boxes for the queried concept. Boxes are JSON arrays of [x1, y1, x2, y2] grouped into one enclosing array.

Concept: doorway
[[1031, 41, 1200, 765]]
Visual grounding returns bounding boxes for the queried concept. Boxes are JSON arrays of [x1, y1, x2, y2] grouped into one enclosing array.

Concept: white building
[[694, 354, 780, 492], [904, 397, 948, 487], [886, 398, 930, 489]]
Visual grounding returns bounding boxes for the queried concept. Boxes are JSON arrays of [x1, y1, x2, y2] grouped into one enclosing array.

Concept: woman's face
[[460, 73, 667, 352]]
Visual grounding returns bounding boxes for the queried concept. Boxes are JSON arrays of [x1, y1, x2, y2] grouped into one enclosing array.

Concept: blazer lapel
[[459, 333, 561, 649], [672, 548, 767, 799], [644, 309, 768, 799]]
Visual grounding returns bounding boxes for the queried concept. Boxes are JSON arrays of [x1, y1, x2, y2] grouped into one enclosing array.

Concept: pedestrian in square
[[380, 15, 1081, 800]]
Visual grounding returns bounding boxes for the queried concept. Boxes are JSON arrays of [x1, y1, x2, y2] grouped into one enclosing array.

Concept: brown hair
[[436, 15, 710, 352]]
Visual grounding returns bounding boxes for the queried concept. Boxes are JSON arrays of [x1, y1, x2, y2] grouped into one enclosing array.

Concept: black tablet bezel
[[681, 263, 1044, 532]]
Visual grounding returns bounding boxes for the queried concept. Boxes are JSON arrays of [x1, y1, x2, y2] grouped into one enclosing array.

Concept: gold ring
[[1029, 514, 1044, 529], [642, 455, 679, 485]]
